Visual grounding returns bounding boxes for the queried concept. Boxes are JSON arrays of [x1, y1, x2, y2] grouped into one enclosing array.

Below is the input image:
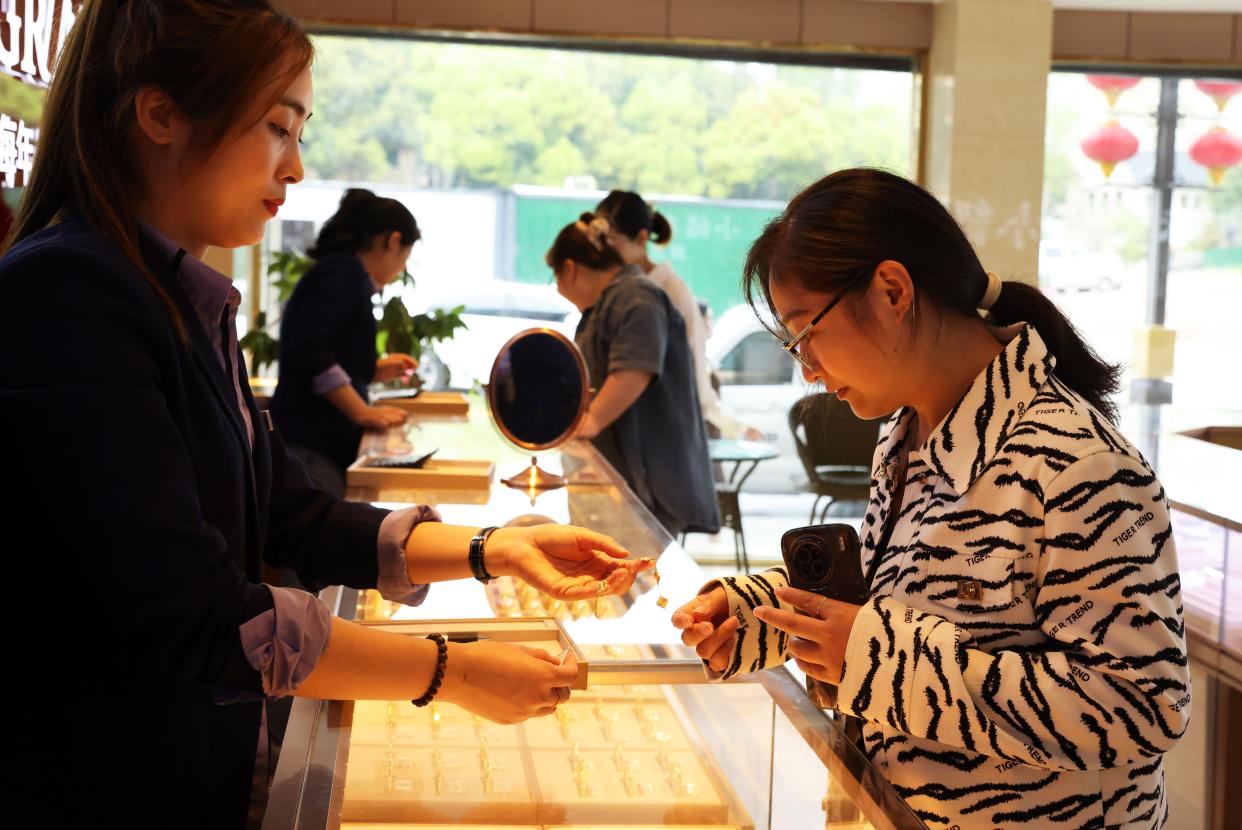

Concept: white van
[[412, 280, 579, 390], [707, 303, 816, 493]]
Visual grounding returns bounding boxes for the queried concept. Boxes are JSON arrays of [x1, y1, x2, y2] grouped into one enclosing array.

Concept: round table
[[690, 439, 779, 572]]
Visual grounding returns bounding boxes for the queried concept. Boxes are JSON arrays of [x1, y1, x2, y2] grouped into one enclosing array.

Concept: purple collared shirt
[[143, 223, 433, 698]]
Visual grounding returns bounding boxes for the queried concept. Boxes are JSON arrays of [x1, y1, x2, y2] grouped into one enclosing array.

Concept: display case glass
[[263, 404, 927, 830]]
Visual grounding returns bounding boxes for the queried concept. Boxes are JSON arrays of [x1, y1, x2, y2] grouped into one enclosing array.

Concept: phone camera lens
[[792, 536, 833, 586]]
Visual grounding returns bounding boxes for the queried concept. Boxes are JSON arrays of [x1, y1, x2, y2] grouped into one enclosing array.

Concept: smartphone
[[368, 448, 438, 469], [780, 523, 868, 711], [779, 523, 868, 607], [371, 387, 422, 401]]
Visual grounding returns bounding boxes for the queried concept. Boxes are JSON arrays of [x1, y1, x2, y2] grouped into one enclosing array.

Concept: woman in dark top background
[[0, 2, 649, 825], [273, 188, 421, 493]]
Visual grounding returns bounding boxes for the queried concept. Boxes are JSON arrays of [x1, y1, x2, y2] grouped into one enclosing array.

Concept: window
[[258, 33, 915, 496], [272, 35, 915, 337], [718, 332, 791, 386], [1042, 71, 1242, 420]]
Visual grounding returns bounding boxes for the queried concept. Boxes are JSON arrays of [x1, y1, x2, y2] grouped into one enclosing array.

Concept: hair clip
[[574, 219, 604, 251]]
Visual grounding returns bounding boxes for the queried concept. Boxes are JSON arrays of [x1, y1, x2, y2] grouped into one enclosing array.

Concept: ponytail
[[987, 280, 1121, 421], [650, 210, 672, 245], [309, 188, 420, 259], [743, 169, 1122, 422]]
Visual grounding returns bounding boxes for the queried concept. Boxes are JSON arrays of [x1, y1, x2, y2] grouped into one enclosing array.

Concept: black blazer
[[271, 252, 378, 470], [0, 221, 389, 828]]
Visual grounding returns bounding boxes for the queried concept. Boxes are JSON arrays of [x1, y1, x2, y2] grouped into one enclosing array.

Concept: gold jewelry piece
[[576, 767, 593, 797], [815, 595, 827, 618], [594, 579, 609, 618], [650, 560, 670, 609], [669, 761, 684, 791]]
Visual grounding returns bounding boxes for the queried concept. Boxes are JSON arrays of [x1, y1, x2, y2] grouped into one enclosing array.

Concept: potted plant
[[241, 252, 467, 388]]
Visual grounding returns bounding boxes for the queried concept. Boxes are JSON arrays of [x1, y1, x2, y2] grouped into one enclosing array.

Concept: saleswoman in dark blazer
[[0, 2, 648, 826], [273, 188, 420, 493]]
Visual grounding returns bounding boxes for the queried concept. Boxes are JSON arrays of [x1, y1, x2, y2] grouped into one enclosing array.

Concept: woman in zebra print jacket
[[673, 169, 1189, 829]]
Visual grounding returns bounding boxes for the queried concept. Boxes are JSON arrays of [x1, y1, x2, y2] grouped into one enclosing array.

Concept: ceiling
[[865, 0, 1242, 11], [1053, 0, 1242, 10]]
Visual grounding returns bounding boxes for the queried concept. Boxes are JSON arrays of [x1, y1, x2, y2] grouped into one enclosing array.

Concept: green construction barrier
[[1202, 247, 1242, 268], [513, 191, 783, 317]]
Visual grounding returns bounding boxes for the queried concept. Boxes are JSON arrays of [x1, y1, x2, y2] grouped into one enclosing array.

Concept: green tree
[[304, 35, 915, 198]]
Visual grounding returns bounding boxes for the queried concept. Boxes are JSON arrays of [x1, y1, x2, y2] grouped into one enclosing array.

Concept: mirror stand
[[501, 456, 567, 493]]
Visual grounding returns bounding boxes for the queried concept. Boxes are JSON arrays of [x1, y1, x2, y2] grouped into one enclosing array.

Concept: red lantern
[[1194, 80, 1242, 113], [1080, 121, 1139, 178], [1087, 75, 1141, 108], [1189, 126, 1242, 185]]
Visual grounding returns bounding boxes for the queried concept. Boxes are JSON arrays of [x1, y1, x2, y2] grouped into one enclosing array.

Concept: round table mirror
[[486, 328, 590, 491]]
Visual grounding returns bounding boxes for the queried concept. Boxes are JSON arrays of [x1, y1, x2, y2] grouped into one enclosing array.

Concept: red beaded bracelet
[[412, 633, 448, 707]]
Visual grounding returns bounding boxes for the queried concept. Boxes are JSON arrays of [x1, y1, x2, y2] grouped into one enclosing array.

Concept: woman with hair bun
[[596, 189, 762, 440], [673, 169, 1189, 828], [272, 187, 422, 493], [547, 213, 720, 538]]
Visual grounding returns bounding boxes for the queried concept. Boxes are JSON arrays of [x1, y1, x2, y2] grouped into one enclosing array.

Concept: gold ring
[[596, 580, 608, 595], [814, 596, 827, 618]]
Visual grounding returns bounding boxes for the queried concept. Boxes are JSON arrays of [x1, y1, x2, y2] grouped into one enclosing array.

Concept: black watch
[[469, 526, 499, 583]]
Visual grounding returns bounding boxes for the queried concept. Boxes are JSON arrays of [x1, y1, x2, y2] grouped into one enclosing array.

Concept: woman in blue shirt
[[0, 2, 648, 825]]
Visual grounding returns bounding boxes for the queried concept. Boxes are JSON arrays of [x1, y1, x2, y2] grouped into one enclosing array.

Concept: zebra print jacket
[[704, 324, 1189, 829]]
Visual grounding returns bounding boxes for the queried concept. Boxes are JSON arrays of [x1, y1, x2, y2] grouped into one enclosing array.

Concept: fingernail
[[753, 607, 767, 619], [775, 587, 787, 597]]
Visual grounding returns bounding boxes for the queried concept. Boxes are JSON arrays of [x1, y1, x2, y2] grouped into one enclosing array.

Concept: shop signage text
[[1, 0, 79, 88]]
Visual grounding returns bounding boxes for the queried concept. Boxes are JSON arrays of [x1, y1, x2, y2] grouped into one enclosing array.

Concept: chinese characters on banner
[[0, 113, 36, 187], [0, 0, 78, 87], [0, 0, 81, 188]]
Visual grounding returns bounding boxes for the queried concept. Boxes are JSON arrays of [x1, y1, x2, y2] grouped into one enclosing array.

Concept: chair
[[788, 394, 880, 524], [679, 473, 752, 573]]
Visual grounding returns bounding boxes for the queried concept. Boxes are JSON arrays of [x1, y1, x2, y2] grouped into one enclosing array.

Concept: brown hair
[[3, 0, 314, 339], [545, 213, 626, 273], [744, 169, 1122, 422]]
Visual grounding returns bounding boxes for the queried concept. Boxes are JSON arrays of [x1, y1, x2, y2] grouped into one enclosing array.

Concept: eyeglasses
[[778, 266, 873, 370]]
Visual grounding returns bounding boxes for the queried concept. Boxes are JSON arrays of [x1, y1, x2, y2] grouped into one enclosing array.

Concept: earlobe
[[875, 260, 915, 317], [133, 86, 178, 146]]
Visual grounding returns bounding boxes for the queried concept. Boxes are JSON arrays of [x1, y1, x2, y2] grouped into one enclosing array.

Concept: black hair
[[743, 168, 1122, 422], [308, 188, 419, 259], [596, 190, 672, 245], [545, 212, 626, 273]]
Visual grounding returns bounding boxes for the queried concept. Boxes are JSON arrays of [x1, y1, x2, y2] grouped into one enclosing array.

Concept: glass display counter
[[263, 404, 927, 830]]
